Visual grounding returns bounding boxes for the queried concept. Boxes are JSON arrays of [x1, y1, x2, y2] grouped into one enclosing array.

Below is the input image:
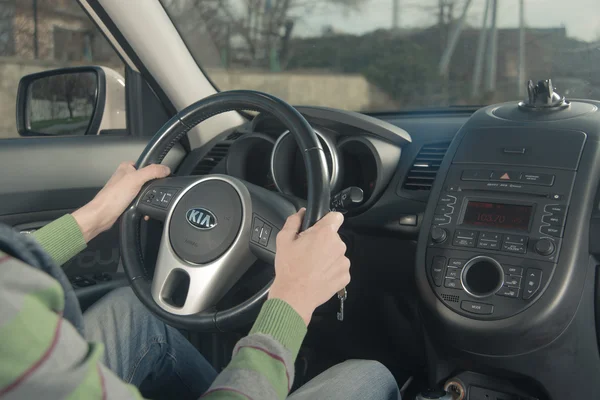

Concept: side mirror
[[16, 66, 105, 136]]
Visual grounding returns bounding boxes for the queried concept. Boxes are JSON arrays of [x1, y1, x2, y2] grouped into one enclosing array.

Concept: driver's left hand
[[72, 162, 171, 242]]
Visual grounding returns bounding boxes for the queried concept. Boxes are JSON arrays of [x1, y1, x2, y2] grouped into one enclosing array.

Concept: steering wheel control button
[[461, 170, 492, 181], [430, 227, 448, 244], [258, 225, 272, 246], [476, 232, 502, 250], [523, 269, 543, 300], [144, 189, 157, 204], [501, 235, 528, 254], [252, 218, 263, 242], [460, 301, 494, 315], [444, 278, 462, 290], [534, 238, 556, 256], [445, 267, 461, 279], [518, 173, 555, 186], [453, 229, 477, 247], [461, 256, 504, 298], [431, 256, 446, 287], [540, 225, 563, 237], [504, 275, 522, 288], [496, 286, 520, 298], [169, 180, 243, 264], [503, 265, 523, 276]]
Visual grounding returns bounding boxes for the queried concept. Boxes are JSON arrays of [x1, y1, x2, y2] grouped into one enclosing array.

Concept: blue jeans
[[83, 287, 400, 400]]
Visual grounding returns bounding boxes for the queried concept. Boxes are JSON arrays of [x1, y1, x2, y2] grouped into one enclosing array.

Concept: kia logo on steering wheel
[[186, 208, 218, 230]]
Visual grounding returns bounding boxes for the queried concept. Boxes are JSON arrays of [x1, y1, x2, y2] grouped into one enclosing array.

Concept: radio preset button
[[502, 242, 526, 254], [453, 229, 477, 247], [477, 232, 502, 250], [503, 235, 528, 245]]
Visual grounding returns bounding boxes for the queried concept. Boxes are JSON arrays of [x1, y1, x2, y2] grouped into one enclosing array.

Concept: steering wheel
[[120, 90, 330, 331]]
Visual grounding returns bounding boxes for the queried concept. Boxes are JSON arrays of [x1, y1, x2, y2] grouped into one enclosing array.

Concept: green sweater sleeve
[[31, 214, 87, 267], [203, 298, 308, 399]]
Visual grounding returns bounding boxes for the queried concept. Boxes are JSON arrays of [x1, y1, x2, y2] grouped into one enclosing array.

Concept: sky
[[292, 0, 600, 42]]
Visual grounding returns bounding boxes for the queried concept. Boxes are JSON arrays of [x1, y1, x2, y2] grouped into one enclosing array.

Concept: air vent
[[441, 293, 459, 303], [403, 142, 451, 191], [192, 143, 231, 175], [227, 131, 245, 140]]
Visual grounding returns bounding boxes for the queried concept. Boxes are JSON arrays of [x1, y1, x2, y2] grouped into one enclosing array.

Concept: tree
[[161, 0, 366, 70]]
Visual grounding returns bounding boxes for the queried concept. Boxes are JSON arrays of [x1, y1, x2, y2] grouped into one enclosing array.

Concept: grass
[[30, 116, 89, 130]]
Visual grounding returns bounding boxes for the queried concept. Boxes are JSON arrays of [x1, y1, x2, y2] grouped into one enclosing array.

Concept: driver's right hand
[[268, 209, 349, 325]]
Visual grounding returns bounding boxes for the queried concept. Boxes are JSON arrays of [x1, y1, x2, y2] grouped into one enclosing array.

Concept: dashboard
[[176, 91, 600, 399]]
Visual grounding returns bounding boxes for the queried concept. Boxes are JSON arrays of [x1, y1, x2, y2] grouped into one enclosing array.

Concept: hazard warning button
[[490, 171, 521, 182]]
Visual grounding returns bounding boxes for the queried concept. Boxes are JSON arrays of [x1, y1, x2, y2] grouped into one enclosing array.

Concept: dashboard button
[[534, 238, 556, 256], [523, 269, 543, 300], [542, 214, 564, 226], [503, 235, 528, 245], [545, 205, 566, 214], [433, 215, 451, 225], [504, 275, 522, 288], [438, 195, 457, 205], [503, 265, 523, 276], [519, 173, 555, 186], [502, 242, 526, 254], [446, 267, 461, 279], [461, 170, 492, 181], [497, 286, 520, 298], [541, 225, 563, 238], [435, 205, 452, 215], [461, 301, 493, 315], [448, 259, 466, 268], [490, 170, 520, 182], [431, 227, 448, 244], [444, 278, 462, 290], [453, 230, 477, 247], [431, 256, 446, 287]]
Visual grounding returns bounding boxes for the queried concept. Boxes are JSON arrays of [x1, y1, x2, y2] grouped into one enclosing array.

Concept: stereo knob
[[535, 238, 555, 256], [431, 226, 448, 244]]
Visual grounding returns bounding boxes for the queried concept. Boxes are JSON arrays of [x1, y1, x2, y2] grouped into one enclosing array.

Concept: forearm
[[31, 214, 87, 266], [202, 299, 307, 399]]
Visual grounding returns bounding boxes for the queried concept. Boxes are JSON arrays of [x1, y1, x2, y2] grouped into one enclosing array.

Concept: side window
[[0, 0, 126, 138]]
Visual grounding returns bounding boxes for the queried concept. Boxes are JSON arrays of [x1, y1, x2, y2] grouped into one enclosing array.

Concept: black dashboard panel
[[415, 100, 600, 399]]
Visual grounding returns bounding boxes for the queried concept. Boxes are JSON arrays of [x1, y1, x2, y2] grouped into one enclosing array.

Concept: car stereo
[[426, 164, 576, 320]]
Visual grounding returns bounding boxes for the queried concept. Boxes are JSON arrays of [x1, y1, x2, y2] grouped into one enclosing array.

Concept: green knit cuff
[[32, 214, 87, 267], [250, 298, 308, 359]]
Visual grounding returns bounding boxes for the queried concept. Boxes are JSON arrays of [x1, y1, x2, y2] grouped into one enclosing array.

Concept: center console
[[414, 94, 600, 399], [426, 159, 576, 319]]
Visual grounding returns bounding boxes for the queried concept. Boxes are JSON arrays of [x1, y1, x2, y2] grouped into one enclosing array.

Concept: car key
[[337, 287, 347, 321]]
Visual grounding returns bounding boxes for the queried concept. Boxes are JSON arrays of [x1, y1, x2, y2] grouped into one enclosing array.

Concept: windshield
[[160, 0, 600, 112]]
